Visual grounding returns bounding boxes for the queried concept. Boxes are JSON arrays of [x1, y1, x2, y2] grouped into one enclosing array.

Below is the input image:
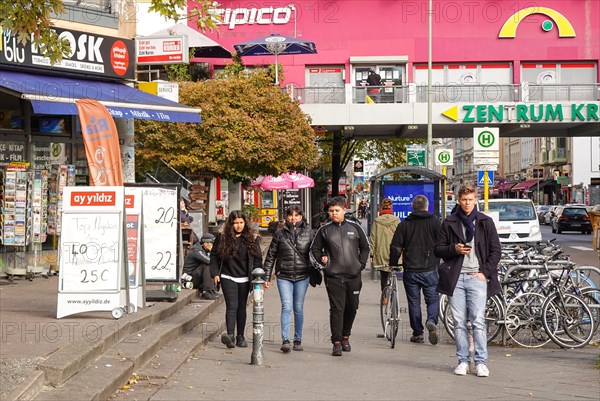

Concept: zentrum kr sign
[[211, 6, 293, 30], [441, 103, 599, 123]]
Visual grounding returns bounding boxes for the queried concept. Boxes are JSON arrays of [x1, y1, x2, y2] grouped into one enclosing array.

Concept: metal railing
[[288, 83, 600, 104], [289, 86, 346, 104], [414, 84, 520, 103], [524, 83, 600, 102]]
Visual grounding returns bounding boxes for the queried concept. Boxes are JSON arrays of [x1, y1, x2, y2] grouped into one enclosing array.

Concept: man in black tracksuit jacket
[[311, 196, 370, 356], [389, 195, 442, 345]]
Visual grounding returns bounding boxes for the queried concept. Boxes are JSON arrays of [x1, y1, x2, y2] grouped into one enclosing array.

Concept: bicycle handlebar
[[373, 265, 403, 271]]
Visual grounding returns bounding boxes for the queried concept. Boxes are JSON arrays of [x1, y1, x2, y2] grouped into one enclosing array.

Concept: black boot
[[221, 333, 235, 348], [236, 335, 248, 348]]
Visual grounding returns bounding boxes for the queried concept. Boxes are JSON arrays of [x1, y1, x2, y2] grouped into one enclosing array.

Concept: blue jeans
[[449, 273, 488, 365], [403, 270, 440, 336], [277, 277, 310, 342]]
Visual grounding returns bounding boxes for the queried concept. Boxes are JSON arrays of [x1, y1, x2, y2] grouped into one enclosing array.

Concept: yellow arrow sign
[[441, 105, 458, 122]]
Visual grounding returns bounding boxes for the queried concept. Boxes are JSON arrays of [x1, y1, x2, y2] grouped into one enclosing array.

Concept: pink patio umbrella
[[250, 175, 294, 190], [250, 172, 314, 190], [282, 172, 315, 189]]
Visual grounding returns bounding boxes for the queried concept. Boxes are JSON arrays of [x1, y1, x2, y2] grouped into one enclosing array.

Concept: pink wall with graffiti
[[192, 0, 600, 85]]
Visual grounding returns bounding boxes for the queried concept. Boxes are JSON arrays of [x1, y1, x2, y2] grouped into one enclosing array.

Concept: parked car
[[536, 205, 549, 223], [544, 205, 560, 225], [551, 206, 592, 234], [480, 199, 542, 243]]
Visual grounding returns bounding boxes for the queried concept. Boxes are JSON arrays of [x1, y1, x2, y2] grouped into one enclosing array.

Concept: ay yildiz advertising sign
[[381, 181, 438, 220]]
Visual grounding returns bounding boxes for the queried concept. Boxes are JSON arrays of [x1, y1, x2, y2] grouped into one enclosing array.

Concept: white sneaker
[[453, 362, 470, 376], [476, 364, 490, 377]]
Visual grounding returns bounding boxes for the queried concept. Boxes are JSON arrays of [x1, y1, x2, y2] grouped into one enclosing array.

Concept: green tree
[[0, 0, 218, 64], [355, 138, 428, 170], [135, 70, 319, 182]]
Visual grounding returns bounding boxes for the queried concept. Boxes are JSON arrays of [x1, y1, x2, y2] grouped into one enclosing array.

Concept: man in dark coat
[[389, 195, 441, 345], [434, 185, 501, 378]]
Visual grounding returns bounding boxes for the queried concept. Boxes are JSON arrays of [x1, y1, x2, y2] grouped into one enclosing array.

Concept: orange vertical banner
[[76, 99, 123, 186]]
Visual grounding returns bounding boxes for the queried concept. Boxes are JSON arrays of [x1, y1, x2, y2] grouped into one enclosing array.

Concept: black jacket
[[434, 212, 502, 297], [310, 219, 370, 279], [263, 220, 313, 282], [389, 211, 441, 272], [182, 242, 210, 275], [210, 234, 263, 281]]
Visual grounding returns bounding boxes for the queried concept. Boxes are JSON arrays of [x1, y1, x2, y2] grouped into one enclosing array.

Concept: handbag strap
[[282, 233, 306, 262]]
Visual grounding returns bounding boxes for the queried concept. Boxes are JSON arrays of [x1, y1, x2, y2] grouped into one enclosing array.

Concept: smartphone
[[463, 245, 472, 251]]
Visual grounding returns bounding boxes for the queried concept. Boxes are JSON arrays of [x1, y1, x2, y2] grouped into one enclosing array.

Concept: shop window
[[32, 116, 71, 136], [0, 93, 25, 131]]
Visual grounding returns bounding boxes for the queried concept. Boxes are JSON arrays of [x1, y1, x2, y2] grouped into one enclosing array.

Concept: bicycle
[[375, 265, 402, 348]]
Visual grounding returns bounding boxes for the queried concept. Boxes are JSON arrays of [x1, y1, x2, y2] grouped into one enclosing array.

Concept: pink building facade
[[193, 0, 600, 204], [195, 0, 600, 86]]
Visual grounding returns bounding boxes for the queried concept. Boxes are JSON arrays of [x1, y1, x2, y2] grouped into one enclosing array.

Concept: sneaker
[[426, 321, 438, 345], [341, 336, 351, 352], [476, 364, 490, 377], [332, 342, 343, 356], [280, 340, 291, 353], [221, 333, 235, 349], [409, 335, 424, 344], [236, 335, 248, 348], [453, 362, 470, 376], [293, 340, 303, 351]]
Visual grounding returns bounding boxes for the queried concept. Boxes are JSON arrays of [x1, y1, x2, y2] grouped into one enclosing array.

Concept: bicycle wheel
[[390, 290, 399, 348], [542, 293, 594, 349], [505, 292, 550, 348], [485, 295, 504, 342], [580, 288, 600, 334], [380, 285, 392, 339], [441, 297, 456, 341]]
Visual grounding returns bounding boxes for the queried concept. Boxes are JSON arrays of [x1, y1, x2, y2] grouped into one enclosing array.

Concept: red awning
[[511, 180, 538, 191]]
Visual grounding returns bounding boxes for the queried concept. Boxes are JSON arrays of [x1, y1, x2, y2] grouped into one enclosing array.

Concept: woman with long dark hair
[[211, 210, 263, 348], [263, 206, 314, 353]]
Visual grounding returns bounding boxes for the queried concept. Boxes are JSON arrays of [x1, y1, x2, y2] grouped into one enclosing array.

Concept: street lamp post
[[426, 0, 433, 169]]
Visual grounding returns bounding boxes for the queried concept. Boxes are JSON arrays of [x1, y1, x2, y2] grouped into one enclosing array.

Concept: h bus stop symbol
[[478, 131, 495, 148]]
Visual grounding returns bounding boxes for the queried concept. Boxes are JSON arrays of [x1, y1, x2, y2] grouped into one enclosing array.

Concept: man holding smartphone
[[434, 185, 501, 378]]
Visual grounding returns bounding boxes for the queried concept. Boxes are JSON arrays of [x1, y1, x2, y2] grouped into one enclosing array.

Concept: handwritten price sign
[[142, 187, 178, 281], [59, 213, 120, 292]]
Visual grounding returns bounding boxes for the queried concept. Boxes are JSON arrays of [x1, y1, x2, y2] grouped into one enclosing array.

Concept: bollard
[[250, 267, 266, 365]]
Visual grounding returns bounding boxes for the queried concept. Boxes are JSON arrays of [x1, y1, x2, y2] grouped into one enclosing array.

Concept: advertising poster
[[382, 181, 436, 220]]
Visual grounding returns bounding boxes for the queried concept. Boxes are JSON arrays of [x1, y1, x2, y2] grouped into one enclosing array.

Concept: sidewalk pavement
[[115, 264, 600, 401], [3, 226, 600, 401], [0, 233, 274, 401]]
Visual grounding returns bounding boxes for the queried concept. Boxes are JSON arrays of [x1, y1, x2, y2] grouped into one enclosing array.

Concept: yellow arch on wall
[[499, 7, 576, 38]]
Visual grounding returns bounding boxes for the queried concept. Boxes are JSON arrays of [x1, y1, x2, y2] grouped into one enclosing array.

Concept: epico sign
[[211, 6, 293, 30]]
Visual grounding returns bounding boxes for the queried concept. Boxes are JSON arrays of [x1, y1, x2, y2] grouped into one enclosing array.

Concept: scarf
[[379, 209, 394, 215], [457, 207, 478, 243]]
